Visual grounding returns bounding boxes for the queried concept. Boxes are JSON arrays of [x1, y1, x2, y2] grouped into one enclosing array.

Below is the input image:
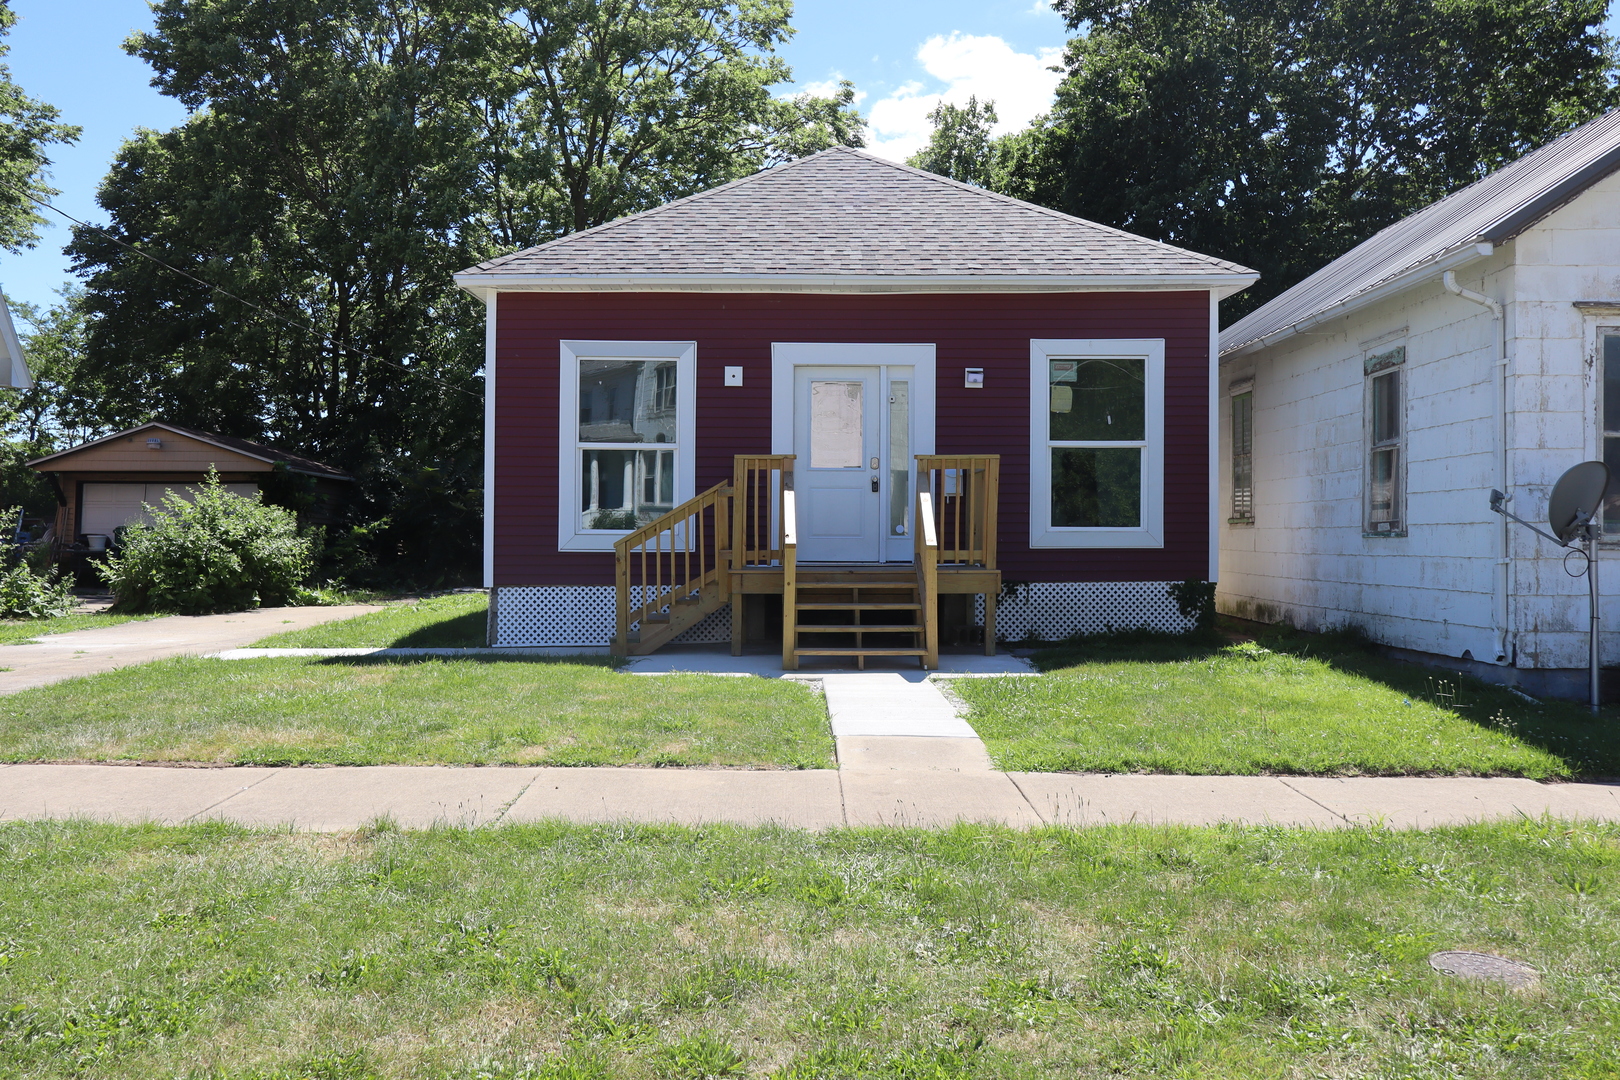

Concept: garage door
[[80, 482, 258, 538]]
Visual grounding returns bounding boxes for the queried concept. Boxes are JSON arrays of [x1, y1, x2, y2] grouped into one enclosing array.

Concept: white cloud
[[794, 76, 866, 104], [863, 34, 1064, 163]]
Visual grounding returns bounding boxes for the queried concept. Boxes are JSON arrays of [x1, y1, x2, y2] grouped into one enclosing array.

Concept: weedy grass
[[0, 657, 833, 767], [0, 611, 154, 646], [0, 818, 1616, 1078], [959, 626, 1620, 777], [252, 593, 489, 648]]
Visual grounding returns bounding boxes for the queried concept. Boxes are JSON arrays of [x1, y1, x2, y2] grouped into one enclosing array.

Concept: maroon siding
[[493, 291, 1211, 586]]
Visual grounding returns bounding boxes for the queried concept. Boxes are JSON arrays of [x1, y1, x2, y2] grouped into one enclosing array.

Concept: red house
[[455, 149, 1256, 666]]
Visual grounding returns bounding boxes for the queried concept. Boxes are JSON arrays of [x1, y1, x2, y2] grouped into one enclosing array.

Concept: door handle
[[871, 476, 880, 493]]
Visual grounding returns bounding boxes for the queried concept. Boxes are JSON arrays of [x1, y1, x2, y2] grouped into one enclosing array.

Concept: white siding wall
[[1219, 173, 1620, 672]]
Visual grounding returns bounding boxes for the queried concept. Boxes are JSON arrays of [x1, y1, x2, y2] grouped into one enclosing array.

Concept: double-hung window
[[1029, 338, 1165, 548], [1365, 345, 1405, 535], [1229, 378, 1254, 524], [1601, 331, 1620, 534], [558, 340, 696, 552]]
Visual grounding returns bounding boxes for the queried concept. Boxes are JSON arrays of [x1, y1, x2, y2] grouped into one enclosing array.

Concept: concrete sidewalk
[[0, 604, 382, 694], [4, 761, 1617, 831]]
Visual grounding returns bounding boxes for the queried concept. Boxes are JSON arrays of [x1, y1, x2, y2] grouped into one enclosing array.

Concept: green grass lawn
[[0, 611, 153, 646], [1, 818, 1616, 1078], [0, 657, 833, 767], [958, 629, 1620, 778], [253, 593, 487, 648]]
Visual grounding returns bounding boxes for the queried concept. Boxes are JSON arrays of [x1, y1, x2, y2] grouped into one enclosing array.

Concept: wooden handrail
[[780, 489, 798, 670], [916, 490, 939, 670], [915, 455, 999, 568], [731, 455, 795, 568], [613, 480, 731, 655]]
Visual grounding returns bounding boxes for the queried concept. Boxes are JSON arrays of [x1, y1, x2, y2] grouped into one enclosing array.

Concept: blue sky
[[0, 0, 1074, 313]]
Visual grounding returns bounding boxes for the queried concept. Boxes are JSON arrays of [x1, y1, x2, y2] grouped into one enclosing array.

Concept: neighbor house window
[[1230, 380, 1253, 524], [1602, 331, 1620, 533], [1365, 344, 1405, 534], [558, 340, 696, 552], [1029, 338, 1165, 548]]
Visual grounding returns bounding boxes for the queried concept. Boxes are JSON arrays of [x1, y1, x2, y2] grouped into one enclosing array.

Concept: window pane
[[1232, 392, 1253, 520], [580, 448, 674, 530], [1049, 358, 1145, 441], [1369, 447, 1398, 527], [1051, 448, 1141, 528], [1371, 371, 1399, 445], [579, 359, 678, 444], [1605, 335, 1620, 435], [888, 381, 910, 535], [1604, 436, 1620, 532], [810, 380, 863, 468]]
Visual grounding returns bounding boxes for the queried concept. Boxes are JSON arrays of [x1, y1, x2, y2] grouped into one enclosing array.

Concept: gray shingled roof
[[29, 422, 352, 479], [456, 147, 1255, 288], [1222, 109, 1620, 357]]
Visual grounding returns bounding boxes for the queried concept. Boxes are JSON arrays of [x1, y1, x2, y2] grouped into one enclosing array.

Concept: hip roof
[[456, 147, 1255, 294]]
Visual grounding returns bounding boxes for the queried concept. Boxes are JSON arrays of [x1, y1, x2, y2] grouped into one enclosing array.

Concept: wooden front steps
[[787, 575, 927, 670]]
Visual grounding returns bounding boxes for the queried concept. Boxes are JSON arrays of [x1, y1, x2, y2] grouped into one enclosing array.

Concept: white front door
[[795, 366, 883, 562]]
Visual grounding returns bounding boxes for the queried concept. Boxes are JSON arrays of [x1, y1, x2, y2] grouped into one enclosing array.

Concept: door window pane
[[1049, 358, 1145, 441], [810, 380, 863, 468], [579, 359, 677, 444], [888, 381, 910, 535], [1051, 448, 1141, 528], [580, 448, 674, 530]]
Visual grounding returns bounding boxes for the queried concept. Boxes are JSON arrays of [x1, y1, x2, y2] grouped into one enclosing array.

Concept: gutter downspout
[[1443, 270, 1512, 665]]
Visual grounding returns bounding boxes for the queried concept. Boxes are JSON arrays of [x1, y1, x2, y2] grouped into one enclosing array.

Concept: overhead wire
[[0, 182, 481, 400]]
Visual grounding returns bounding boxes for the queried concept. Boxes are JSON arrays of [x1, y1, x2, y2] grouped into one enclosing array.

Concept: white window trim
[[557, 339, 696, 552], [1029, 338, 1165, 549]]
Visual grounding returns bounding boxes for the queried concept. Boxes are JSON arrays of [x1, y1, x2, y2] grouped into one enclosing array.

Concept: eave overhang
[[454, 271, 1261, 301]]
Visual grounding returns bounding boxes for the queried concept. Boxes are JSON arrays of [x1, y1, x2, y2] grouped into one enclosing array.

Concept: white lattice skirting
[[490, 585, 730, 648], [491, 581, 1191, 647], [976, 581, 1193, 642]]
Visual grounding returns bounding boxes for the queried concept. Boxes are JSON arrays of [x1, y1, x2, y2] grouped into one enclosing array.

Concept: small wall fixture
[[724, 366, 744, 386], [146, 437, 163, 450], [964, 367, 984, 388]]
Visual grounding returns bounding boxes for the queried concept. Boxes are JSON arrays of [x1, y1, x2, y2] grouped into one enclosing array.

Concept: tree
[[1030, 0, 1620, 318], [67, 0, 863, 586], [907, 95, 1044, 199], [0, 1, 79, 253], [471, 0, 864, 249]]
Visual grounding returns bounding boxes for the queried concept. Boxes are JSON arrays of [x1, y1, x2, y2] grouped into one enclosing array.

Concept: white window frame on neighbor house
[[1364, 342, 1406, 537], [1228, 375, 1254, 525], [1029, 338, 1165, 549], [557, 339, 696, 552]]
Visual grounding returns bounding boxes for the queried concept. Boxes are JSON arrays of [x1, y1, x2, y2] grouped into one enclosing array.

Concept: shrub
[[100, 471, 315, 614], [0, 557, 74, 619], [1167, 579, 1217, 631]]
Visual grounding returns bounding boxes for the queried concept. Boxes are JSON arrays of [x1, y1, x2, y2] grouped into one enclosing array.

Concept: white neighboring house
[[0, 290, 34, 388], [1218, 108, 1620, 698]]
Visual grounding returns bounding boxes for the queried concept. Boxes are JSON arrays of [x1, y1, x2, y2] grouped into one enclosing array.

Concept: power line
[[3, 183, 481, 400]]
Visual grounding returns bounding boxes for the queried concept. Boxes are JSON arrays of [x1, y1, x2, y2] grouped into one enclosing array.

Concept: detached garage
[[28, 422, 352, 552]]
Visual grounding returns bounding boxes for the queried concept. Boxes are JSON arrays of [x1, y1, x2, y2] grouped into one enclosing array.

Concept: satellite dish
[[1548, 461, 1610, 544]]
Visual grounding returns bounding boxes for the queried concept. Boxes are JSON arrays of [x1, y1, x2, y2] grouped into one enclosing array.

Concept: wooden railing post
[[917, 491, 939, 670], [781, 489, 798, 670], [613, 544, 630, 656]]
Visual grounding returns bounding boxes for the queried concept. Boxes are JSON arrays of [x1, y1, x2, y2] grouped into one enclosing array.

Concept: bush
[[1167, 579, 1217, 631], [100, 472, 316, 614], [0, 557, 75, 619]]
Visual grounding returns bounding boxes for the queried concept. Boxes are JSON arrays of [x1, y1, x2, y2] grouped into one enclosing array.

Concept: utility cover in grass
[[1428, 951, 1539, 988]]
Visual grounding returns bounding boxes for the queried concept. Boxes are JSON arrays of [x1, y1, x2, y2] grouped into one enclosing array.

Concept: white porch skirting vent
[[490, 585, 731, 648], [492, 582, 1187, 648], [975, 581, 1192, 642]]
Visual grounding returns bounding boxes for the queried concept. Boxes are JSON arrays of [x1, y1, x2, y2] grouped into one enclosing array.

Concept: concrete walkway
[[0, 604, 382, 694]]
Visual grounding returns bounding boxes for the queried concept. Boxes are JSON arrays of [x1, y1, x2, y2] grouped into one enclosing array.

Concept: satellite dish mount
[[1490, 460, 1610, 712]]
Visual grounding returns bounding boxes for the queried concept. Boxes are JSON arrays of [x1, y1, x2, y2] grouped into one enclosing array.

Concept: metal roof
[[456, 147, 1256, 293], [1221, 108, 1620, 357]]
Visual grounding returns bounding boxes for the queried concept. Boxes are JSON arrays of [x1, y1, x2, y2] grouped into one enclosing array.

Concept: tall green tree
[[67, 0, 860, 586], [907, 95, 1042, 199], [0, 1, 79, 253], [1028, 0, 1620, 318]]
